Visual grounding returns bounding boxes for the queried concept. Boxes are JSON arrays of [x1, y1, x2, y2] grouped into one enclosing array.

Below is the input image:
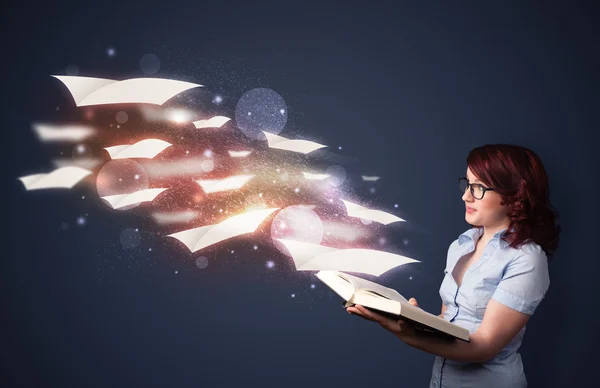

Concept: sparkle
[[378, 237, 386, 245], [291, 293, 296, 298], [369, 187, 376, 193], [203, 149, 212, 157], [75, 144, 86, 154], [409, 276, 413, 280], [76, 216, 86, 226], [213, 95, 223, 104], [338, 146, 342, 150], [258, 193, 263, 197], [253, 245, 258, 250], [247, 112, 252, 116], [394, 204, 398, 208], [107, 47, 116, 57], [231, 250, 235, 254], [175, 270, 178, 274], [81, 195, 85, 199], [266, 260, 275, 269], [134, 174, 140, 180], [310, 284, 316, 289], [294, 187, 300, 193], [280, 108, 285, 115], [219, 209, 223, 213], [135, 228, 139, 232], [148, 248, 152, 252], [186, 150, 190, 155], [116, 125, 120, 128]]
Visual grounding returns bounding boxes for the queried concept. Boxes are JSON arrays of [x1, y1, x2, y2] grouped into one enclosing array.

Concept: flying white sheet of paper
[[52, 157, 104, 170], [51, 75, 203, 107], [193, 116, 231, 129], [152, 211, 200, 225], [104, 139, 172, 159], [228, 150, 253, 158], [302, 171, 330, 180], [33, 123, 96, 142], [101, 188, 168, 209], [18, 166, 92, 191], [341, 199, 405, 225], [196, 174, 255, 194], [168, 208, 279, 252], [262, 131, 327, 154], [275, 239, 419, 276], [362, 175, 380, 181]]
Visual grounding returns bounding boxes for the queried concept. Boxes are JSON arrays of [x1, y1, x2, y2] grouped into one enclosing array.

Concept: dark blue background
[[3, 1, 597, 387]]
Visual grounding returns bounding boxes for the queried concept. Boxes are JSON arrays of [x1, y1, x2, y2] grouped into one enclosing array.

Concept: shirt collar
[[458, 226, 511, 249]]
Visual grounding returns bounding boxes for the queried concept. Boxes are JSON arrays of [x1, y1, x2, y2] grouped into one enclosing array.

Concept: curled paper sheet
[[275, 239, 419, 276], [302, 171, 330, 181], [361, 175, 380, 182], [228, 150, 253, 158], [18, 166, 92, 190], [193, 116, 231, 129], [196, 174, 255, 194], [262, 131, 327, 154], [168, 207, 280, 252], [101, 188, 168, 209], [51, 75, 203, 107], [341, 199, 405, 225], [104, 139, 172, 159], [33, 123, 96, 142]]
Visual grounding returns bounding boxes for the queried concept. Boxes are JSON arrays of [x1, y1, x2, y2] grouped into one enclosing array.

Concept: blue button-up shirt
[[429, 226, 550, 388]]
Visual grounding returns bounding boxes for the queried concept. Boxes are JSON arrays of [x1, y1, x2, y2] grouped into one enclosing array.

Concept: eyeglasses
[[458, 177, 494, 200]]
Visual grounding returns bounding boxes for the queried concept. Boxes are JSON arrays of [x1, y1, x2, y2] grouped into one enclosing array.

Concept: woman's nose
[[462, 188, 473, 201]]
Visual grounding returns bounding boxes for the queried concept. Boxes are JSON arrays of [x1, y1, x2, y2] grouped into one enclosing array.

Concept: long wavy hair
[[467, 144, 561, 258]]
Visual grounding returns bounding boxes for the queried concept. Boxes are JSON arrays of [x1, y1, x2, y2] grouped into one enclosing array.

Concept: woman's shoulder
[[505, 240, 548, 268]]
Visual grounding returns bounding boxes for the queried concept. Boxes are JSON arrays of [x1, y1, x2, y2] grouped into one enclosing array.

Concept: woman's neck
[[481, 221, 511, 243]]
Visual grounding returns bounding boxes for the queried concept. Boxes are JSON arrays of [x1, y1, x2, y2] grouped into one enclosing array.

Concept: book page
[[337, 272, 407, 303]]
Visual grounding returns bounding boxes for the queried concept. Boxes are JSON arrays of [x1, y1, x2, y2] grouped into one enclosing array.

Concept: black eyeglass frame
[[458, 177, 495, 200]]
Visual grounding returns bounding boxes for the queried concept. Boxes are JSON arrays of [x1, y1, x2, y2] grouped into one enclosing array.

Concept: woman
[[347, 144, 560, 387]]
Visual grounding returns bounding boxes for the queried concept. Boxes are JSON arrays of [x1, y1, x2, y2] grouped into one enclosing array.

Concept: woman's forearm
[[401, 329, 490, 363]]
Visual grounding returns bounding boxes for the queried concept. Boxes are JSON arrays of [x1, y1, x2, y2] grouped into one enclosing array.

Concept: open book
[[316, 270, 470, 342]]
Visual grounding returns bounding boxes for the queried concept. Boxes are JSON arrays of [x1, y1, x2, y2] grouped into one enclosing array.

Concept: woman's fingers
[[408, 297, 419, 307]]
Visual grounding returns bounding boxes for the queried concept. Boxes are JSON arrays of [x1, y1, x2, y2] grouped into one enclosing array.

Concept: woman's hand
[[346, 298, 420, 341]]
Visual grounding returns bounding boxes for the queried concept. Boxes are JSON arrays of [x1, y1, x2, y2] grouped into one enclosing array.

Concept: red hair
[[467, 144, 561, 258]]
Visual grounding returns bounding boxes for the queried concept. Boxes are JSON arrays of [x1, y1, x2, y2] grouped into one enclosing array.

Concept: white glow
[[302, 171, 329, 180], [361, 175, 380, 181], [151, 210, 200, 225], [33, 123, 96, 142]]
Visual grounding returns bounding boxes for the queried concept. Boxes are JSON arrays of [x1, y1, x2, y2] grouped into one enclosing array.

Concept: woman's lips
[[466, 206, 476, 213]]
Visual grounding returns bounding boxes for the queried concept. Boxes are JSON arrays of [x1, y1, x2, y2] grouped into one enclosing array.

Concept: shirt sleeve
[[491, 247, 550, 315]]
